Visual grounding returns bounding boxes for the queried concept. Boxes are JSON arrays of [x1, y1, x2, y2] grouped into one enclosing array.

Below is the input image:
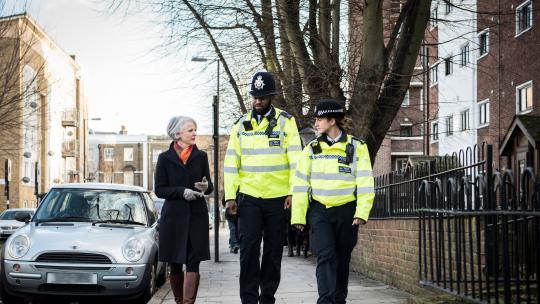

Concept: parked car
[[0, 208, 35, 240], [0, 183, 167, 304]]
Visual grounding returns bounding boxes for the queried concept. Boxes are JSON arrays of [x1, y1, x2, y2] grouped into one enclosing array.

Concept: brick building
[[0, 14, 88, 210]]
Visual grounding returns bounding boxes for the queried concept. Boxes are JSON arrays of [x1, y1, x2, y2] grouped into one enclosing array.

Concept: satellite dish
[[23, 152, 32, 158], [22, 177, 31, 183], [47, 151, 54, 156], [29, 102, 38, 109]]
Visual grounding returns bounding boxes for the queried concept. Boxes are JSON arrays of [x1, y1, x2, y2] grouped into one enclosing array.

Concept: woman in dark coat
[[155, 116, 213, 304]]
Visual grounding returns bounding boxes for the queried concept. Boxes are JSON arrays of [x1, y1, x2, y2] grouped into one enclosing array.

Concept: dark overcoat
[[155, 142, 213, 264]]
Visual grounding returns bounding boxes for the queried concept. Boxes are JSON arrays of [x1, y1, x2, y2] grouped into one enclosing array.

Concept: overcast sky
[[2, 0, 217, 135]]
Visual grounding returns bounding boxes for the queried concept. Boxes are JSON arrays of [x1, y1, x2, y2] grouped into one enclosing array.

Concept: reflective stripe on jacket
[[291, 134, 375, 224], [224, 107, 301, 201]]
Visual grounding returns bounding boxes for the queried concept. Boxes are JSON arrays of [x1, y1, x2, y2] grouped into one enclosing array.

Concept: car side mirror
[[14, 212, 31, 223]]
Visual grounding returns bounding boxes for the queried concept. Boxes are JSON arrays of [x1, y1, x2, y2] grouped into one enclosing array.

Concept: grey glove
[[183, 189, 204, 201], [194, 176, 209, 193]]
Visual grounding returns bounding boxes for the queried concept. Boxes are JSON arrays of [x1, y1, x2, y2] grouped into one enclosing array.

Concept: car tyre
[[156, 262, 169, 287], [0, 281, 26, 304], [134, 263, 156, 304]]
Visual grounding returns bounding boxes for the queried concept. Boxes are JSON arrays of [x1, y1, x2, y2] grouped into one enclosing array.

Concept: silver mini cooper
[[0, 183, 167, 303]]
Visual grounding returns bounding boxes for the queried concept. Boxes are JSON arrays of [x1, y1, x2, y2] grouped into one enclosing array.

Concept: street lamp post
[[192, 56, 220, 262]]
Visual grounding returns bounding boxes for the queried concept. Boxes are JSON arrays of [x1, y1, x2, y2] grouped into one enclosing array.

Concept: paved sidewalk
[[150, 226, 410, 304]]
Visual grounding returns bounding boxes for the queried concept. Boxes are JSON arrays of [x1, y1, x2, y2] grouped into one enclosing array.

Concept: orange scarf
[[174, 142, 193, 164]]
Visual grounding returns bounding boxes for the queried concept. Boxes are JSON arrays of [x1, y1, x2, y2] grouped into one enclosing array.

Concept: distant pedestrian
[[222, 197, 240, 253], [291, 99, 375, 304], [155, 116, 213, 304]]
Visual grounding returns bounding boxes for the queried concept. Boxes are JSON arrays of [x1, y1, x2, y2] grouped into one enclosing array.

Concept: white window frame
[[444, 56, 453, 76], [446, 116, 454, 136], [516, 1, 533, 37], [124, 147, 134, 162], [478, 99, 490, 128], [430, 6, 439, 29], [152, 149, 162, 163], [431, 121, 439, 143], [399, 124, 413, 137], [104, 147, 115, 161], [395, 157, 409, 172], [478, 29, 490, 59], [401, 90, 410, 107], [430, 62, 439, 86], [460, 109, 470, 131], [460, 43, 470, 66], [516, 80, 533, 114], [444, 0, 452, 15]]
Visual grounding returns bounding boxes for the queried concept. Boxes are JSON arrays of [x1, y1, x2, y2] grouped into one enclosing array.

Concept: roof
[[500, 115, 540, 155], [1, 208, 35, 212], [51, 183, 148, 192]]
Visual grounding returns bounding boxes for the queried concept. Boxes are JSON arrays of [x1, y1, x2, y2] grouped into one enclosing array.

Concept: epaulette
[[351, 136, 365, 144], [279, 111, 293, 119], [233, 116, 243, 125]]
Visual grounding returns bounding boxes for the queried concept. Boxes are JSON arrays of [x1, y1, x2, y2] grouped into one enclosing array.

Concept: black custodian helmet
[[249, 71, 278, 97]]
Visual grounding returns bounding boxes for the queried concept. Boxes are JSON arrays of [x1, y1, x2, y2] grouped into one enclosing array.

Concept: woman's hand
[[183, 189, 204, 201], [294, 224, 305, 232], [194, 176, 209, 192]]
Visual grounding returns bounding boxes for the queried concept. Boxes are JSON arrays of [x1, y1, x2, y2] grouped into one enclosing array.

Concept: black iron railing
[[418, 145, 539, 303]]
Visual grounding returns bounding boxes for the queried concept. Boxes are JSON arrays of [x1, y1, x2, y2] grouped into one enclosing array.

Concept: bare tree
[[105, 0, 432, 159]]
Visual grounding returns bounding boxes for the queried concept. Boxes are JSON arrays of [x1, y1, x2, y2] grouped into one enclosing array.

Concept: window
[[432, 122, 439, 141], [446, 116, 453, 136], [460, 110, 470, 131], [402, 90, 410, 107], [430, 63, 438, 85], [444, 0, 452, 15], [516, 1, 532, 35], [124, 147, 134, 161], [395, 158, 408, 171], [479, 101, 490, 126], [153, 149, 162, 163], [478, 30, 489, 57], [104, 147, 115, 161], [431, 7, 438, 28], [444, 57, 453, 75], [516, 81, 533, 113], [400, 125, 413, 137], [460, 44, 470, 66]]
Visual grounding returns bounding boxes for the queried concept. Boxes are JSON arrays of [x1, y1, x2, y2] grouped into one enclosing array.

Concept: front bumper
[[2, 259, 150, 297]]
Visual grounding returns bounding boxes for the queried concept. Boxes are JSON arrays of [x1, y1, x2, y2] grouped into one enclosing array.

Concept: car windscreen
[[0, 211, 22, 220], [34, 189, 148, 225]]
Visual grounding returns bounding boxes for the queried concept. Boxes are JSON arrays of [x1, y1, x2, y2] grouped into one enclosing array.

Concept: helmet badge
[[254, 75, 265, 90]]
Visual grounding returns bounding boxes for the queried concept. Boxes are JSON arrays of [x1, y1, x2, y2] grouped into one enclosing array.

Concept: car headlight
[[123, 239, 145, 262], [8, 235, 30, 259]]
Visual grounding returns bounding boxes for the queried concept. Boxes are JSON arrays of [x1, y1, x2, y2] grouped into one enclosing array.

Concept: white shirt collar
[[326, 130, 343, 144]]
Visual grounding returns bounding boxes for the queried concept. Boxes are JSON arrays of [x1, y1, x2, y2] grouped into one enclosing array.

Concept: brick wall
[[351, 218, 424, 294]]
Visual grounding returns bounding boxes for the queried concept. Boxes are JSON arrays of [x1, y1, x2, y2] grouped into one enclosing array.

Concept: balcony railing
[[61, 108, 80, 127], [62, 140, 79, 157]]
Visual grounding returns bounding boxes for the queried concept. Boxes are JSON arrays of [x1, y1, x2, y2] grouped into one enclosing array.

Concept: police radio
[[242, 120, 253, 131], [345, 143, 354, 165]]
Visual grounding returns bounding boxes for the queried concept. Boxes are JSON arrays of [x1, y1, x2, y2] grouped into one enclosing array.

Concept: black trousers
[[237, 193, 286, 304], [309, 201, 359, 304]]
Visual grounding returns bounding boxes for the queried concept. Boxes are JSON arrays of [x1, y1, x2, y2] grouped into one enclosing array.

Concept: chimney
[[119, 125, 128, 135]]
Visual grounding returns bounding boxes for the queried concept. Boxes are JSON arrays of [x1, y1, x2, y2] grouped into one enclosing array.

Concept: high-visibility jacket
[[291, 134, 375, 224], [224, 107, 302, 201]]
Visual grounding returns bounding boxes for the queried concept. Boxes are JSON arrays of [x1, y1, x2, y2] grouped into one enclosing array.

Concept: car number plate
[[47, 273, 98, 285]]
